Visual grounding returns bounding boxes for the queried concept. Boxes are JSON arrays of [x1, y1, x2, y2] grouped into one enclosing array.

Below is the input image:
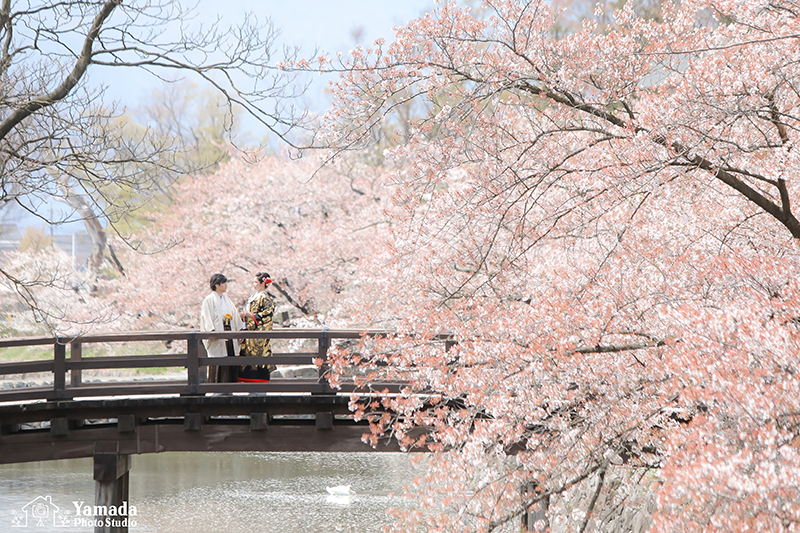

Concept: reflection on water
[[0, 452, 423, 533]]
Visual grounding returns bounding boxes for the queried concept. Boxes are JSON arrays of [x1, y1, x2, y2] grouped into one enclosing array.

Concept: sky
[[8, 0, 437, 235], [98, 0, 436, 114], [245, 1, 434, 54]]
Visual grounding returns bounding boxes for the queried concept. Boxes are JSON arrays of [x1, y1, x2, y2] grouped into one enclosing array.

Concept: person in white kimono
[[199, 273, 243, 383]]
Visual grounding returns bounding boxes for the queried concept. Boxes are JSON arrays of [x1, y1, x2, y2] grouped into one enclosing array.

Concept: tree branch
[[571, 339, 667, 355], [0, 0, 120, 141], [271, 279, 315, 316], [514, 80, 800, 239], [578, 466, 606, 533], [767, 91, 790, 145], [0, 0, 12, 75]]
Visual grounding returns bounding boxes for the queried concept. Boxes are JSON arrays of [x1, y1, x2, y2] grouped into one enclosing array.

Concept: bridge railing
[[0, 328, 397, 403]]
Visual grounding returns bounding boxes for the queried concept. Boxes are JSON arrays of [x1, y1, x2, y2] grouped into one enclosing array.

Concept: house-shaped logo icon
[[14, 495, 60, 527]]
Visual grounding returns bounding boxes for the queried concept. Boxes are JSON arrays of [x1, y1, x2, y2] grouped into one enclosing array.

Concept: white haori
[[199, 291, 243, 357]]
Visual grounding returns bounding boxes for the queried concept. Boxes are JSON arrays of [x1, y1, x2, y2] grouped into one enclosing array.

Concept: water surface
[[0, 451, 423, 532]]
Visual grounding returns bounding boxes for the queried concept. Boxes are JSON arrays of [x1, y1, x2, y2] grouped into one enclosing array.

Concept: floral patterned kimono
[[240, 290, 276, 379]]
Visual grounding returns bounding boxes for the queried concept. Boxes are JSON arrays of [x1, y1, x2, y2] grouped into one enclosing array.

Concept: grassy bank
[[0, 341, 179, 377]]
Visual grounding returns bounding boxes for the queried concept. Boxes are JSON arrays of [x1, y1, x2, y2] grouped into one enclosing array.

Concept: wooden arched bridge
[[0, 328, 431, 462], [0, 328, 439, 532], [0, 328, 554, 533]]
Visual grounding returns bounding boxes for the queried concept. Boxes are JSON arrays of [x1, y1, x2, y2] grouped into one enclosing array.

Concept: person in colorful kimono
[[199, 273, 243, 383], [239, 271, 276, 381]]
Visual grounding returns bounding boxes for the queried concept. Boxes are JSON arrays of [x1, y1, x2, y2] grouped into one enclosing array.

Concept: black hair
[[255, 272, 271, 285], [209, 273, 228, 291]]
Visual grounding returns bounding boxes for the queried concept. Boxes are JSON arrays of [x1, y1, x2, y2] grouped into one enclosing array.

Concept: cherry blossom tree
[[322, 1, 800, 531], [0, 245, 125, 335], [113, 152, 393, 330]]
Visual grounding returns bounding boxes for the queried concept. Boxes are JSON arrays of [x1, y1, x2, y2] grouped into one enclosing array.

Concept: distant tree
[[106, 81, 250, 237], [136, 81, 251, 174], [324, 0, 800, 531], [0, 0, 312, 317], [17, 227, 52, 253], [0, 244, 123, 333]]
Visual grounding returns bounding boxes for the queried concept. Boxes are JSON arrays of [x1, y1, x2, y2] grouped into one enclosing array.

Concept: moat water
[[0, 451, 423, 532]]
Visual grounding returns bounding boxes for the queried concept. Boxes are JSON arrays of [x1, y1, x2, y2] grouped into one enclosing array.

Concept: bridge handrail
[[0, 328, 427, 403], [0, 328, 395, 348], [0, 328, 455, 404]]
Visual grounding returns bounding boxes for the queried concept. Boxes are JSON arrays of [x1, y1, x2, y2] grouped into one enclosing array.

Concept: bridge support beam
[[250, 412, 269, 431], [93, 445, 131, 533], [315, 411, 334, 430]]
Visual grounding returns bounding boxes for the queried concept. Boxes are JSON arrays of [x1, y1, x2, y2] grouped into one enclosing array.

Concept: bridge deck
[[0, 394, 407, 464]]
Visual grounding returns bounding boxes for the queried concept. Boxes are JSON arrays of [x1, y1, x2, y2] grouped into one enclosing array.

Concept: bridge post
[[54, 339, 66, 399], [316, 327, 333, 394], [93, 443, 131, 533], [186, 332, 199, 395], [70, 341, 83, 387]]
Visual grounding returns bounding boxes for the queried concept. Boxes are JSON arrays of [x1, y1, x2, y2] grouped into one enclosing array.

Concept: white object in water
[[326, 485, 355, 495]]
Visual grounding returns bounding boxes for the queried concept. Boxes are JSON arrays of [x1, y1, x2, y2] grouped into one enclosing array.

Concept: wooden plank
[[188, 329, 390, 341], [0, 395, 359, 429], [0, 392, 355, 412], [67, 355, 188, 370], [0, 327, 377, 346], [337, 382, 407, 394], [201, 356, 315, 366], [146, 424, 400, 453], [0, 387, 57, 403], [0, 332, 175, 347], [46, 331, 195, 344], [67, 383, 188, 398], [0, 360, 54, 375], [0, 380, 408, 404], [265, 356, 316, 364], [0, 328, 442, 349], [0, 423, 409, 463], [0, 336, 60, 348], [198, 381, 328, 394], [0, 425, 162, 463], [62, 328, 359, 343]]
